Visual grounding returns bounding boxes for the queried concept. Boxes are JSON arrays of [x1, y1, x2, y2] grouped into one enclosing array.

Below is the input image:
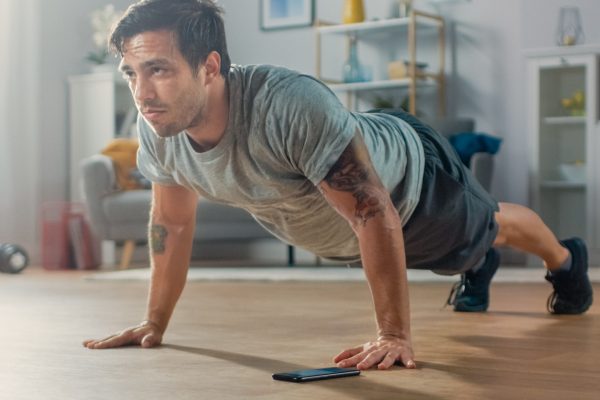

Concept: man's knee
[[493, 203, 511, 246]]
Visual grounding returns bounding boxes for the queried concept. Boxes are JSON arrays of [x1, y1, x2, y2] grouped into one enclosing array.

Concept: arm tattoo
[[150, 224, 167, 254], [324, 138, 386, 226]]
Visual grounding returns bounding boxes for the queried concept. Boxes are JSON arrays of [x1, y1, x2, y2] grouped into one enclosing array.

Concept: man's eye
[[152, 67, 165, 75], [122, 71, 135, 80]]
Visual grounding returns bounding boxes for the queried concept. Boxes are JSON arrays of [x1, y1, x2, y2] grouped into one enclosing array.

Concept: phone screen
[[272, 367, 360, 382]]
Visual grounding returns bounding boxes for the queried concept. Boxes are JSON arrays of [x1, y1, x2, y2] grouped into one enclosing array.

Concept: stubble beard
[[150, 95, 206, 138]]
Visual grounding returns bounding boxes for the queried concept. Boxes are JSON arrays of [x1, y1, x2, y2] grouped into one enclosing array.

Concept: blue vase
[[343, 36, 362, 83]]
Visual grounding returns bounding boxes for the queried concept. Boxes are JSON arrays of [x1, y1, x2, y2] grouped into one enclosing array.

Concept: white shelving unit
[[68, 72, 136, 201], [315, 11, 445, 115], [525, 47, 600, 263]]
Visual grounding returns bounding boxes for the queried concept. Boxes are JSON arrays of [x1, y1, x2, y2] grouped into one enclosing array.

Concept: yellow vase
[[343, 0, 365, 24]]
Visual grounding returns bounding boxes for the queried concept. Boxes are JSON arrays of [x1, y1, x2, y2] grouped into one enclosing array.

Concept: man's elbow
[[349, 199, 400, 234]]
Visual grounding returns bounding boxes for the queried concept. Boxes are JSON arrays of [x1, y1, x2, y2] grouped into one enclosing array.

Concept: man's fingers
[[336, 338, 415, 370], [84, 340, 102, 348], [356, 349, 387, 370], [337, 349, 370, 368], [377, 352, 398, 370], [84, 334, 117, 349], [399, 351, 416, 369], [333, 346, 363, 363], [89, 332, 133, 349], [141, 333, 157, 348], [83, 324, 160, 350]]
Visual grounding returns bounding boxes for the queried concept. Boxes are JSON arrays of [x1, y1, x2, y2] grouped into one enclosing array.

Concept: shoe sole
[[454, 303, 489, 312]]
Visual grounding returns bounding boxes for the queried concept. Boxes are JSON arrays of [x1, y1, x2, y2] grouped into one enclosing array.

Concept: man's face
[[119, 30, 206, 137]]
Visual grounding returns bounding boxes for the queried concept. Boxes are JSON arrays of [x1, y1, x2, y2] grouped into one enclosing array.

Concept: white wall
[[522, 0, 600, 49], [438, 0, 525, 202], [220, 0, 600, 206], [0, 0, 40, 259]]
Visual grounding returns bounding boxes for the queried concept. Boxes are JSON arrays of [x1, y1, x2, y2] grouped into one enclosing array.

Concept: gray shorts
[[374, 110, 499, 275]]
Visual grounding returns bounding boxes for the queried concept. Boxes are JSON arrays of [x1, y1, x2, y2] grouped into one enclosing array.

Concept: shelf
[[326, 77, 437, 92], [540, 180, 586, 189], [316, 17, 439, 37], [524, 44, 600, 58], [543, 116, 586, 125]]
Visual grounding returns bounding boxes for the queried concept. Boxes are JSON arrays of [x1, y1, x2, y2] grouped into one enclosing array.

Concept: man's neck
[[186, 77, 229, 152]]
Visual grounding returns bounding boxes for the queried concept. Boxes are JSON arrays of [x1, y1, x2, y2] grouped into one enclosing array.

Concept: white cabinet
[[68, 72, 136, 201], [526, 47, 600, 262], [315, 10, 446, 115]]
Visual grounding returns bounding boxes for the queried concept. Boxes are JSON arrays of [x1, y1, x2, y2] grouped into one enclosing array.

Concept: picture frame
[[260, 0, 315, 31]]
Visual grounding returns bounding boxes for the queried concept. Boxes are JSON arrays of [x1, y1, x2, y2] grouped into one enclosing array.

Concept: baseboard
[[496, 247, 529, 266]]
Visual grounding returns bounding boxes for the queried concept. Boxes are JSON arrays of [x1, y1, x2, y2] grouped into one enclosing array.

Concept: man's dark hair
[[109, 0, 231, 77]]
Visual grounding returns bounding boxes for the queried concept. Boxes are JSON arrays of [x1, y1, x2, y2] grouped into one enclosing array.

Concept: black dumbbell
[[0, 244, 29, 274]]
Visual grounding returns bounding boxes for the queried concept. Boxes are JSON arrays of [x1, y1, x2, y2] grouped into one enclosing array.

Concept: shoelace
[[546, 290, 559, 313], [445, 276, 466, 308], [545, 272, 580, 313]]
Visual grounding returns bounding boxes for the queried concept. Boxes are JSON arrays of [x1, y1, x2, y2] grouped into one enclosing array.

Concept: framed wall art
[[260, 0, 315, 30]]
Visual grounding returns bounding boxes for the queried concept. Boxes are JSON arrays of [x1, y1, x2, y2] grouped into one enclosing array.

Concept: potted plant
[[86, 4, 122, 72]]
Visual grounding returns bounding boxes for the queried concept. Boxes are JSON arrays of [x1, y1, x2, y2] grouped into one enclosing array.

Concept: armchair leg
[[101, 240, 116, 266], [120, 240, 136, 270]]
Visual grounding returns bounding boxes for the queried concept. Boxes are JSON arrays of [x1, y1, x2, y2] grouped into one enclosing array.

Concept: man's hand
[[82, 321, 163, 350], [333, 335, 416, 370]]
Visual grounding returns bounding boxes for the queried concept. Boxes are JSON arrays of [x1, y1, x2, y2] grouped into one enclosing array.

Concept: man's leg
[[493, 202, 568, 269], [491, 202, 592, 314]]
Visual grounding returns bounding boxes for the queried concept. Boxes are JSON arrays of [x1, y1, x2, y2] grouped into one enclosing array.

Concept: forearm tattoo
[[324, 138, 386, 226], [150, 224, 167, 253]]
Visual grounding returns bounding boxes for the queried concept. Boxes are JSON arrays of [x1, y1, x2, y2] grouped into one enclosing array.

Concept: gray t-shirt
[[137, 64, 424, 262]]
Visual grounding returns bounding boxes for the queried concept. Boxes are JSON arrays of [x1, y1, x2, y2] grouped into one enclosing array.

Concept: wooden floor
[[1, 268, 599, 400]]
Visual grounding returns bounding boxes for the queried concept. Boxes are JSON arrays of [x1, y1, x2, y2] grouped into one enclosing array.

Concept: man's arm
[[317, 133, 415, 370], [83, 183, 198, 349]]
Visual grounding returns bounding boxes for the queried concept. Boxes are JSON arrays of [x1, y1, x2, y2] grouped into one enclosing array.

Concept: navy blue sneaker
[[447, 248, 500, 312], [545, 237, 593, 314]]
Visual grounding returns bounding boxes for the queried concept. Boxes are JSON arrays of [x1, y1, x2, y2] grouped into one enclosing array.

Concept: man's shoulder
[[229, 63, 318, 88]]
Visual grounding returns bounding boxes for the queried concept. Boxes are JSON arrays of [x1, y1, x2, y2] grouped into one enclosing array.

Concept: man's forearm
[[356, 205, 411, 339], [144, 218, 196, 333]]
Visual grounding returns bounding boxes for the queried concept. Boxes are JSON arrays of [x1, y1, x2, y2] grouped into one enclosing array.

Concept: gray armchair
[[80, 154, 277, 268]]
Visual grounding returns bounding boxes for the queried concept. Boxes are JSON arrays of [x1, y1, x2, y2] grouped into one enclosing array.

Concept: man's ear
[[202, 51, 222, 83]]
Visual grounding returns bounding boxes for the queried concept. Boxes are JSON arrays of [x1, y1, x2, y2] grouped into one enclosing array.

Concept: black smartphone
[[272, 367, 360, 383]]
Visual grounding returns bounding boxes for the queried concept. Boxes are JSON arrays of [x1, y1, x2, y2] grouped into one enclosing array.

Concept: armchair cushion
[[448, 132, 502, 168], [101, 138, 144, 190]]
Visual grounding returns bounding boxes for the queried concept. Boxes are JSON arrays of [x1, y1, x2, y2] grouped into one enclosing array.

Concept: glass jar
[[556, 7, 584, 46]]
